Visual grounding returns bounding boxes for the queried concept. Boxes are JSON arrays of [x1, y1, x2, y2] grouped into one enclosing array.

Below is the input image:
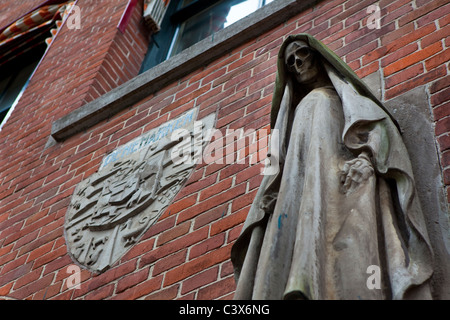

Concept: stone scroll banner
[[64, 108, 215, 273]]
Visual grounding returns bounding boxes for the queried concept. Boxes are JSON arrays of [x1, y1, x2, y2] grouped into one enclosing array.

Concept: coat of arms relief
[[64, 108, 215, 273]]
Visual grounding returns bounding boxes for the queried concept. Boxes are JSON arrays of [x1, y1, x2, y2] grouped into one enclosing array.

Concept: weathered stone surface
[[385, 86, 450, 299], [64, 108, 215, 273]]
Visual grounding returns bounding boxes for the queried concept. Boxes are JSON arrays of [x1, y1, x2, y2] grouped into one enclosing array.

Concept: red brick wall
[[0, 0, 44, 30], [0, 0, 448, 299]]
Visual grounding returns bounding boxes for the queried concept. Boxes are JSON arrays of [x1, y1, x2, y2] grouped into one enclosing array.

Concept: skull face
[[284, 40, 320, 84]]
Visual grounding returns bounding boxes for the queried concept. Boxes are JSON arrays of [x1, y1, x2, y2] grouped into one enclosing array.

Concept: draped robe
[[230, 34, 434, 300]]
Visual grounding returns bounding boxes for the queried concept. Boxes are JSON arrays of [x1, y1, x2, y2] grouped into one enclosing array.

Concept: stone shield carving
[[65, 108, 215, 272]]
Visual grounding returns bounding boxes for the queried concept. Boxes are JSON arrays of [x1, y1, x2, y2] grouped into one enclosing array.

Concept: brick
[[398, 0, 449, 26], [447, 187, 450, 204], [84, 260, 137, 294], [442, 150, 450, 167], [163, 84, 210, 114], [430, 75, 450, 94], [163, 243, 233, 287], [193, 203, 228, 230], [444, 168, 450, 185], [247, 73, 276, 94], [229, 107, 271, 131], [355, 61, 379, 79], [178, 292, 196, 300], [218, 91, 260, 118], [422, 24, 450, 49], [0, 243, 13, 260], [17, 224, 58, 258], [144, 216, 176, 240], [153, 249, 188, 276], [347, 59, 361, 71], [189, 233, 226, 260], [384, 42, 442, 76], [194, 85, 225, 108], [168, 194, 197, 216], [116, 268, 149, 294], [436, 117, 450, 137], [10, 273, 54, 300], [383, 0, 414, 24], [216, 109, 245, 128], [0, 283, 13, 297], [181, 266, 219, 295], [417, 3, 450, 27], [26, 242, 54, 264], [42, 254, 73, 276], [33, 281, 63, 300], [235, 163, 264, 185], [431, 87, 450, 107], [0, 262, 33, 288], [144, 284, 179, 300], [176, 183, 246, 224], [85, 284, 115, 300], [33, 245, 67, 270], [199, 177, 233, 202], [314, 5, 343, 26], [425, 48, 450, 71], [433, 102, 450, 122], [386, 65, 447, 100], [439, 13, 450, 27], [346, 40, 378, 64], [227, 53, 255, 72], [201, 67, 228, 86], [197, 275, 236, 300], [175, 82, 201, 100], [331, 0, 373, 26], [13, 267, 43, 290], [177, 173, 217, 200], [157, 222, 191, 246], [382, 23, 436, 51], [220, 260, 234, 279], [140, 227, 208, 267], [111, 274, 163, 300], [385, 63, 424, 89], [438, 134, 450, 153], [231, 189, 258, 213], [211, 207, 249, 236]]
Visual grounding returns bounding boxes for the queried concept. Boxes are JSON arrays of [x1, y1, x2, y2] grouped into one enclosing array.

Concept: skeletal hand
[[340, 153, 374, 193]]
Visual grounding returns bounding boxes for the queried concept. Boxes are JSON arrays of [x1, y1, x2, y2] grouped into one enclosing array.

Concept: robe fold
[[230, 34, 433, 300]]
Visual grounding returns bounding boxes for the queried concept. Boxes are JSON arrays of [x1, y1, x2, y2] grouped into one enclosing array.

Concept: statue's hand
[[340, 153, 374, 193]]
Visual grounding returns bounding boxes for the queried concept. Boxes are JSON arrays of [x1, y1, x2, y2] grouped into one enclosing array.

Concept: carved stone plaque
[[65, 108, 215, 272]]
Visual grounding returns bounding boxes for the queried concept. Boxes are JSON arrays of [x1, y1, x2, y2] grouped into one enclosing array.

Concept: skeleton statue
[[231, 34, 434, 300]]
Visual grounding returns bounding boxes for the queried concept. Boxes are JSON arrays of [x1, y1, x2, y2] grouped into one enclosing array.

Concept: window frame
[[140, 0, 270, 72], [0, 43, 47, 130], [52, 0, 320, 141]]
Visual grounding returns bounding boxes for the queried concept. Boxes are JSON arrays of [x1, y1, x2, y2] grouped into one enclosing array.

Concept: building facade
[[0, 0, 449, 300]]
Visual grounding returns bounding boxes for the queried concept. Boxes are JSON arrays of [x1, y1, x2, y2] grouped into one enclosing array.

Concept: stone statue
[[230, 34, 434, 300]]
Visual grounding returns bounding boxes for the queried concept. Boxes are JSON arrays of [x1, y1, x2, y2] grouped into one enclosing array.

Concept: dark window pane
[[169, 0, 262, 57]]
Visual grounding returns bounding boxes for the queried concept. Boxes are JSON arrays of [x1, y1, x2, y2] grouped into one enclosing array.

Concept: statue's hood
[[271, 33, 399, 130]]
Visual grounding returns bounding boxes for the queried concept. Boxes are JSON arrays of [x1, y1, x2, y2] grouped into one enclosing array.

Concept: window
[[0, 44, 47, 127], [140, 0, 274, 72], [0, 1, 74, 129]]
